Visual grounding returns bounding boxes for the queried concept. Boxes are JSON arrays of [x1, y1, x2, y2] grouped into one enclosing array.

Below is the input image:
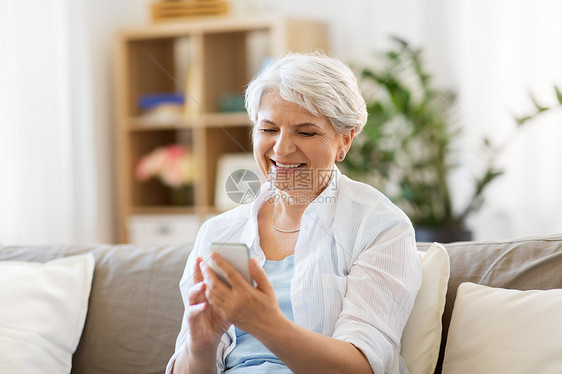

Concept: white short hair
[[245, 52, 367, 135]]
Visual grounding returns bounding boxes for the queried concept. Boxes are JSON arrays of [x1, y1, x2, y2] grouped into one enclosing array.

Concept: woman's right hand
[[185, 257, 231, 354]]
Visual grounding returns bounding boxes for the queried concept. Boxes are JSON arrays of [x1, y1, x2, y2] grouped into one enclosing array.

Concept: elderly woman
[[167, 53, 421, 374]]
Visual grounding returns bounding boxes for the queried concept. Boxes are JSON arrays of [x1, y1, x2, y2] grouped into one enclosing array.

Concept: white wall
[[83, 0, 154, 242], [0, 0, 153, 244], [448, 1, 562, 240]]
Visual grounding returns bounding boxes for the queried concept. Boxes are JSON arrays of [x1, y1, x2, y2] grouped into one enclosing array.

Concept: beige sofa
[[1, 234, 561, 373]]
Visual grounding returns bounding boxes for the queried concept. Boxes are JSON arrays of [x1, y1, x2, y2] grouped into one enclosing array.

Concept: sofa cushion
[[417, 234, 562, 373], [401, 243, 450, 374], [0, 243, 191, 374], [442, 282, 562, 374], [0, 254, 94, 374]]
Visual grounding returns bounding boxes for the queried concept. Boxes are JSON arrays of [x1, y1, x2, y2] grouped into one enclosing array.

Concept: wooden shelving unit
[[114, 15, 329, 243]]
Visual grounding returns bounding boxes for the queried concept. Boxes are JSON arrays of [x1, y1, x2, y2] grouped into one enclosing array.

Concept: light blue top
[[224, 255, 295, 373]]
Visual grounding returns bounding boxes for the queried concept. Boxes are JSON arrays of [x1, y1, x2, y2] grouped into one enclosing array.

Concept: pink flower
[[136, 144, 195, 188], [136, 147, 167, 181]]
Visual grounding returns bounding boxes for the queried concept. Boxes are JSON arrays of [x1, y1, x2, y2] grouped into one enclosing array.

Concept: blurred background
[[1, 0, 561, 245]]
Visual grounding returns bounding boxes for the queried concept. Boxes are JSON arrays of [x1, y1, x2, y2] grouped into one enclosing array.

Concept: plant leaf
[[530, 94, 548, 113], [515, 115, 532, 127], [390, 35, 409, 49], [555, 86, 562, 105]]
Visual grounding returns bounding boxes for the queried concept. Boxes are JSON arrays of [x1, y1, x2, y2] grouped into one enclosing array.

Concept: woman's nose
[[273, 131, 296, 156]]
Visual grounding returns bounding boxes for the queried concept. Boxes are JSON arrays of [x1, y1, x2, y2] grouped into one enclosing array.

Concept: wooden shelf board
[[127, 112, 249, 130], [119, 14, 280, 40], [132, 206, 198, 215], [202, 112, 251, 127], [131, 205, 222, 216], [127, 116, 198, 131]]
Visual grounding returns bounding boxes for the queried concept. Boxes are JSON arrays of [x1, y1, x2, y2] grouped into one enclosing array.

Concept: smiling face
[[253, 91, 354, 195]]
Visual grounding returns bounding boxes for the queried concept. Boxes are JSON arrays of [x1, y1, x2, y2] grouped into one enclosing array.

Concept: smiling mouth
[[272, 160, 305, 169]]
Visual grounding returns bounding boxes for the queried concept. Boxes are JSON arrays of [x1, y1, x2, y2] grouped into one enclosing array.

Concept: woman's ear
[[338, 129, 355, 160]]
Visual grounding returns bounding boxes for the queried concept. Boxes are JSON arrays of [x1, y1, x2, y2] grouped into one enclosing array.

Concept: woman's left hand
[[201, 254, 284, 336]]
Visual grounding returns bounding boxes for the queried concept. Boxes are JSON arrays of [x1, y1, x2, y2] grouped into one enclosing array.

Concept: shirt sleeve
[[332, 218, 422, 374], [165, 221, 226, 374]]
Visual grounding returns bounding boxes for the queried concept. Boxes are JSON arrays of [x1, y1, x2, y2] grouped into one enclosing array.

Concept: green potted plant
[[343, 37, 562, 242]]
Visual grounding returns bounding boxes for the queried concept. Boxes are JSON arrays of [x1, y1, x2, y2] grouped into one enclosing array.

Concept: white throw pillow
[[401, 243, 450, 374], [0, 254, 95, 374], [442, 282, 562, 374]]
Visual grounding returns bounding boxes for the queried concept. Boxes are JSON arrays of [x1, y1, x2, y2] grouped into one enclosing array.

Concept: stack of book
[[151, 0, 229, 22]]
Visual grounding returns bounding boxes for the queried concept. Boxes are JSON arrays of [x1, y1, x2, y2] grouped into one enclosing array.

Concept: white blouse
[[167, 168, 422, 374]]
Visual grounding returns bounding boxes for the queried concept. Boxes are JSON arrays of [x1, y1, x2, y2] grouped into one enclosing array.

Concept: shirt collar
[[303, 165, 341, 229], [239, 183, 274, 259], [238, 165, 342, 252]]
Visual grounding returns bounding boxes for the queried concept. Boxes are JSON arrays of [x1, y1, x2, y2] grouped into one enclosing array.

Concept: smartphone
[[207, 242, 252, 285]]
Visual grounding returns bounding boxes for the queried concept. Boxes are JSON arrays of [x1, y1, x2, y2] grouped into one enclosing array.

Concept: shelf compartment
[[129, 129, 195, 207], [126, 38, 178, 117], [202, 125, 253, 207], [201, 31, 249, 113]]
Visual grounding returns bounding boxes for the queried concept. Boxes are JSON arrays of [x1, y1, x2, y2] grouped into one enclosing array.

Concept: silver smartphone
[[207, 242, 252, 285]]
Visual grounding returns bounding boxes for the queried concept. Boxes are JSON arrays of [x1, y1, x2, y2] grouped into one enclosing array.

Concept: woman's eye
[[299, 132, 317, 137], [259, 128, 276, 133]]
